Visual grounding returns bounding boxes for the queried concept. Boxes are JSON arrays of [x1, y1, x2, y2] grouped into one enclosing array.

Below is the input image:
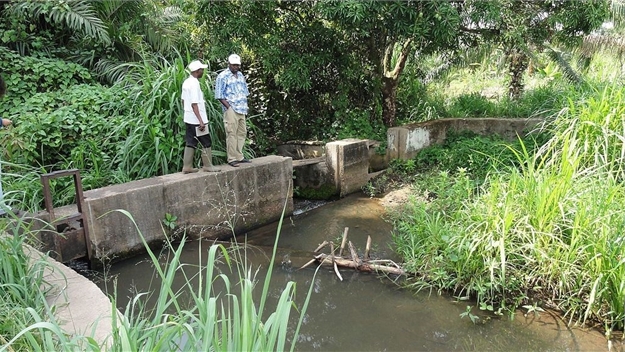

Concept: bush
[[413, 129, 550, 180], [0, 47, 93, 112]]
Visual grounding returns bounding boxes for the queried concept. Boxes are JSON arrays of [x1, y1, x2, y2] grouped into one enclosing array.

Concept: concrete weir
[[20, 155, 294, 348], [84, 155, 293, 262], [32, 142, 378, 266], [32, 119, 546, 265], [18, 118, 544, 347]]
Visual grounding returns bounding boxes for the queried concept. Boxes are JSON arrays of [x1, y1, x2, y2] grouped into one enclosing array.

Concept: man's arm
[[215, 74, 228, 109], [191, 103, 205, 130], [218, 99, 230, 110]]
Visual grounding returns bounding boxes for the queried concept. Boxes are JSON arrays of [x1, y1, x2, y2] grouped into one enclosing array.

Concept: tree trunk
[[381, 38, 412, 127], [507, 48, 529, 100], [382, 76, 398, 127]]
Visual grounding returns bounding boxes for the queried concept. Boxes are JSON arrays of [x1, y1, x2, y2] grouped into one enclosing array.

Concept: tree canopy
[[196, 0, 609, 132], [0, 0, 612, 141]]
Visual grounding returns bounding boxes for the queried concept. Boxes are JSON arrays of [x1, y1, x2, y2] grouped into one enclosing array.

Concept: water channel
[[91, 193, 612, 351]]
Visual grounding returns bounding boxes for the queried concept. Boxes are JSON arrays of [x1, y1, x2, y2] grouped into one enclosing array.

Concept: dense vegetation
[[1, 0, 625, 349], [0, 0, 614, 211], [391, 81, 625, 336]]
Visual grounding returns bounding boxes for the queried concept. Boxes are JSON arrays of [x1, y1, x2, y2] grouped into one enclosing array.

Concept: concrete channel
[[20, 118, 543, 346]]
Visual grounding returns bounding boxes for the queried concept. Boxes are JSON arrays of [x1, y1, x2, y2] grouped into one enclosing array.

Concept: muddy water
[[94, 194, 613, 351]]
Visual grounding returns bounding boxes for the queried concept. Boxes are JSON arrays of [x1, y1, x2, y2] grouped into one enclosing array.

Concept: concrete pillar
[[325, 139, 370, 197], [387, 125, 433, 160]]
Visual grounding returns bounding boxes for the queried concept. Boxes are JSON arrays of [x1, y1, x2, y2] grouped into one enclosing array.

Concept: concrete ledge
[[23, 243, 114, 347], [292, 157, 324, 167], [387, 117, 544, 160]]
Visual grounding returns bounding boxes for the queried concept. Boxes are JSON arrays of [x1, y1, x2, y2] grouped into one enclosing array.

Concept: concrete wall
[[76, 155, 293, 262], [25, 243, 116, 347], [289, 139, 372, 199], [325, 139, 370, 197], [292, 158, 331, 191], [387, 117, 544, 160]]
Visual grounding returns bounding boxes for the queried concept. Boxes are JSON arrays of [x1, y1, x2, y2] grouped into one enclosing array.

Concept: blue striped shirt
[[215, 69, 249, 115]]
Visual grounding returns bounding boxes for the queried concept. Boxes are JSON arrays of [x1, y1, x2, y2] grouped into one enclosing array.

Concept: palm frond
[[10, 0, 110, 44], [582, 33, 625, 59], [141, 4, 184, 54], [94, 59, 141, 84], [545, 47, 583, 84]]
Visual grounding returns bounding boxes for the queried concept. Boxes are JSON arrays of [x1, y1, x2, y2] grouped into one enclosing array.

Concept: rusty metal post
[[40, 169, 92, 264]]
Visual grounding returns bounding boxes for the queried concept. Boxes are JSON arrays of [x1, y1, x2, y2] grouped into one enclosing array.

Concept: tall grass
[[104, 208, 313, 352], [111, 54, 235, 181], [1, 201, 312, 351], [393, 83, 625, 334], [0, 218, 85, 351]]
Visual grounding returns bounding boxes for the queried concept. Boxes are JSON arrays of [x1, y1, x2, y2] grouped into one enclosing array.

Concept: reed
[[393, 83, 625, 333], [104, 203, 311, 351], [1, 199, 312, 351]]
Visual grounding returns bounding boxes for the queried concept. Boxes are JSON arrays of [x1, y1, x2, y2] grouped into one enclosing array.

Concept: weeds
[[1, 188, 313, 351], [392, 83, 625, 334], [161, 213, 178, 231]]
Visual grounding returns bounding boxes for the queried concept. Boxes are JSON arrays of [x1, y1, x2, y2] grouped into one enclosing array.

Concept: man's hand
[[199, 123, 205, 131], [2, 118, 12, 127]]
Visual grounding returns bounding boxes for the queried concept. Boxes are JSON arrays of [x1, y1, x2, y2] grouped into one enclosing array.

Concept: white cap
[[228, 54, 241, 65], [188, 60, 208, 72]]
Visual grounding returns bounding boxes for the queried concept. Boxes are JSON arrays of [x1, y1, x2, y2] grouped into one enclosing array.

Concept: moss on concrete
[[294, 184, 337, 200]]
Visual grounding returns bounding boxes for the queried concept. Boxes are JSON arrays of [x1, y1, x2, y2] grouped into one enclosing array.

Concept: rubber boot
[[201, 148, 218, 172], [182, 147, 199, 174]]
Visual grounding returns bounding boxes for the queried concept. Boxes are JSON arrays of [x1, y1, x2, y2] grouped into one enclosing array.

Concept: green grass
[[392, 83, 625, 335], [0, 199, 313, 351]]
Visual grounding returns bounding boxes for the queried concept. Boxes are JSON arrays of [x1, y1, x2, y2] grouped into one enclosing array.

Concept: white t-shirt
[[181, 75, 208, 124]]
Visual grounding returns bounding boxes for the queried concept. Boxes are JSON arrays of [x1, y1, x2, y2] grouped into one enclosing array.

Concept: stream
[[92, 193, 612, 351]]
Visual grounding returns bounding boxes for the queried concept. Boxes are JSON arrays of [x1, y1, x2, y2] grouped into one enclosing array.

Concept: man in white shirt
[[181, 60, 217, 173]]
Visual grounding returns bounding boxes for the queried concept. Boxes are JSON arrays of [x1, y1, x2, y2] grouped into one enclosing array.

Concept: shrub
[[0, 47, 93, 112]]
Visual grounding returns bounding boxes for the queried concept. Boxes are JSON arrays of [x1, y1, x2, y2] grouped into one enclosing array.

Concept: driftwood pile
[[299, 227, 405, 280]]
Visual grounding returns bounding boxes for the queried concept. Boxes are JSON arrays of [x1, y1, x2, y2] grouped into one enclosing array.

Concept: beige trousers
[[223, 107, 247, 163]]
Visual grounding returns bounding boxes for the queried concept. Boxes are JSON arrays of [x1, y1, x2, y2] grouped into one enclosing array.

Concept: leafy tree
[[196, 0, 461, 143], [0, 0, 189, 83], [459, 0, 609, 99], [196, 1, 345, 144], [317, 1, 460, 127]]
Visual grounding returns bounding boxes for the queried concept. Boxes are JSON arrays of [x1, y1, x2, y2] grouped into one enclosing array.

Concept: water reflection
[[93, 194, 612, 351]]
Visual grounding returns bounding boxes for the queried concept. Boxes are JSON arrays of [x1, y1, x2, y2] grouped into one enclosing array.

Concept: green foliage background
[[1, 0, 625, 346], [0, 0, 617, 214], [0, 47, 233, 209]]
